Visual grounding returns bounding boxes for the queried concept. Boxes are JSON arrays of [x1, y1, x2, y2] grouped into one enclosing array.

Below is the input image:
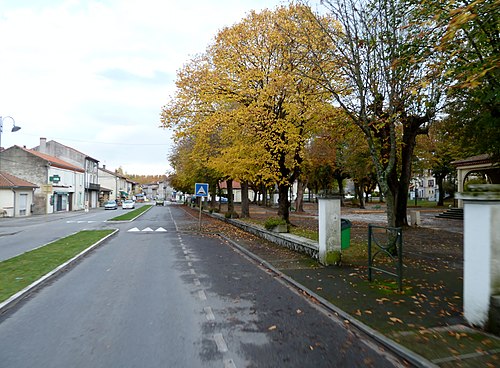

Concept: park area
[[185, 201, 500, 367]]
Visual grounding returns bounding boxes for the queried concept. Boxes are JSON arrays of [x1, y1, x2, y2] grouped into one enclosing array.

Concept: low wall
[[210, 212, 319, 259]]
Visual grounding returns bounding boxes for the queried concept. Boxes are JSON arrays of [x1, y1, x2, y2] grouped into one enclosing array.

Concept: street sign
[[49, 175, 61, 183], [195, 183, 209, 197]]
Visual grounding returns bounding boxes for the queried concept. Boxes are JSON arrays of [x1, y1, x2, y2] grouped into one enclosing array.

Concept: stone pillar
[[318, 197, 341, 266], [456, 184, 500, 331]]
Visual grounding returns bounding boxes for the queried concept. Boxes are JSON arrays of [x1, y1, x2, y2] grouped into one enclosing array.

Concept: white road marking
[[128, 227, 141, 232], [155, 227, 167, 232], [224, 359, 236, 368], [198, 290, 207, 301], [203, 306, 215, 321], [190, 269, 196, 275], [193, 278, 201, 286], [187, 262, 192, 267], [214, 333, 228, 353], [142, 227, 154, 232]]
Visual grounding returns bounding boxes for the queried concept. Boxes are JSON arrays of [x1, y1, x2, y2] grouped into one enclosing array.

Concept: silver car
[[104, 200, 118, 210]]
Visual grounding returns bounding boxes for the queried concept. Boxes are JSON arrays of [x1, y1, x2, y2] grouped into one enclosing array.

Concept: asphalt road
[[0, 204, 409, 367], [0, 205, 122, 261]]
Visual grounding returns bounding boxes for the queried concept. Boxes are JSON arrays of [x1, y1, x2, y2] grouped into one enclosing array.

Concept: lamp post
[[0, 116, 22, 170], [0, 116, 22, 151]]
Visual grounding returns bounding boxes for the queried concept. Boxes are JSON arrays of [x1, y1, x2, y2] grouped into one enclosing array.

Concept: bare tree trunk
[[227, 180, 234, 214], [355, 182, 365, 209], [295, 179, 307, 212], [277, 183, 290, 222], [241, 180, 250, 218], [436, 175, 445, 206]]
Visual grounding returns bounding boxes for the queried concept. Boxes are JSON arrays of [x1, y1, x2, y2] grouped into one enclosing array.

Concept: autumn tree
[[162, 4, 337, 222], [294, 0, 444, 227], [411, 0, 500, 159]]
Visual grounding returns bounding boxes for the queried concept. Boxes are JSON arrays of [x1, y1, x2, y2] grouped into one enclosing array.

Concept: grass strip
[[0, 229, 114, 303], [108, 205, 152, 221]]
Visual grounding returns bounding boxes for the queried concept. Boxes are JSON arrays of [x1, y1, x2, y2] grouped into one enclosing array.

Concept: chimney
[[103, 164, 106, 170], [40, 137, 47, 153]]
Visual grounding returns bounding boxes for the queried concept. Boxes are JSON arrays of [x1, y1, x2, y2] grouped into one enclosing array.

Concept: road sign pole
[[199, 197, 203, 231], [194, 183, 209, 231]]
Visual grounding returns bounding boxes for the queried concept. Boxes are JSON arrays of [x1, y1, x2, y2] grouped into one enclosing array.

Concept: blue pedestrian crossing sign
[[195, 183, 209, 197]]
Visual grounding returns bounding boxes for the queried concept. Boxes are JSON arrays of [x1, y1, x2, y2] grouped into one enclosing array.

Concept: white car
[[122, 199, 135, 209]]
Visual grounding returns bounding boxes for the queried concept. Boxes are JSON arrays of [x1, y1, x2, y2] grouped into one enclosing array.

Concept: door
[[18, 193, 28, 216]]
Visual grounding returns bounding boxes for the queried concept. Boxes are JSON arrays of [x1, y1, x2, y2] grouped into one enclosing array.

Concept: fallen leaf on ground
[[389, 317, 403, 323], [268, 325, 277, 331]]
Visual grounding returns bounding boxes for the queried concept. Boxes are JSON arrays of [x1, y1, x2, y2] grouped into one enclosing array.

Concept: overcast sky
[[0, 0, 288, 175]]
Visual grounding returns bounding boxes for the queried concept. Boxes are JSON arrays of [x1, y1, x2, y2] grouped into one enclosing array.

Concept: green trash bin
[[341, 219, 352, 249]]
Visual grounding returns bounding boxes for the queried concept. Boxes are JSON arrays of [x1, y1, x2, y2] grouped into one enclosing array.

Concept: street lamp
[[0, 116, 22, 172], [0, 116, 22, 152]]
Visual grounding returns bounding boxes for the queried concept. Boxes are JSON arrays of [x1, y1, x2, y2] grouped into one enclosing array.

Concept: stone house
[[0, 145, 85, 214]]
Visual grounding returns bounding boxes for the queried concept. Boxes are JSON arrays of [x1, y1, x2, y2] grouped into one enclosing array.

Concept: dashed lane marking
[[224, 359, 236, 368], [203, 306, 215, 321], [198, 290, 207, 301], [66, 220, 98, 223], [214, 333, 228, 353]]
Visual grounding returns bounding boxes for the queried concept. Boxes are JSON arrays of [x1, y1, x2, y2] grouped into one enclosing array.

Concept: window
[[428, 180, 434, 187]]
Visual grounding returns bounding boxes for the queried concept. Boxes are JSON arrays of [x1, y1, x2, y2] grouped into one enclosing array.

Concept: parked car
[[155, 199, 165, 206], [122, 199, 135, 209], [104, 200, 118, 210]]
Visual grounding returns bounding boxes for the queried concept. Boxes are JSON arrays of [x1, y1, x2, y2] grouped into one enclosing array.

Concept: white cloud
[[0, 0, 287, 175]]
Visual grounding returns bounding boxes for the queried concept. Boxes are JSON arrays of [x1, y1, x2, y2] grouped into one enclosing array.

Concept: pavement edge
[[0, 228, 119, 315], [218, 233, 438, 368]]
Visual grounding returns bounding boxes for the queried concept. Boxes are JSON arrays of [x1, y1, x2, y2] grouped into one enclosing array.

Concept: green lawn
[[108, 205, 152, 221], [0, 229, 115, 303]]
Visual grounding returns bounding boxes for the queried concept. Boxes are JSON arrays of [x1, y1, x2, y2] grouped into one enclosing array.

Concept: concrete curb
[[0, 229, 119, 315], [106, 205, 153, 223], [218, 233, 438, 368]]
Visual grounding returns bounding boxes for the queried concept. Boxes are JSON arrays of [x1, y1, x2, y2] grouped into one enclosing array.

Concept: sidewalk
[[193, 203, 500, 367]]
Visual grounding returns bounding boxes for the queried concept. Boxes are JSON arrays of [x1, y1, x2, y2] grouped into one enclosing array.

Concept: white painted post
[[318, 197, 341, 266], [457, 184, 500, 329], [410, 210, 421, 226]]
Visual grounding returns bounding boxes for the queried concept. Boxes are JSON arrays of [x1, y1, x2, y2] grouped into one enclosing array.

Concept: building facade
[[0, 145, 85, 214], [0, 171, 38, 217], [98, 165, 135, 204], [32, 138, 100, 209]]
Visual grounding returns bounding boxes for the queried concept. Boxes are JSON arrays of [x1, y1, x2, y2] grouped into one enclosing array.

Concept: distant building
[[142, 178, 173, 200], [32, 138, 100, 209], [98, 165, 135, 203], [409, 171, 439, 201]]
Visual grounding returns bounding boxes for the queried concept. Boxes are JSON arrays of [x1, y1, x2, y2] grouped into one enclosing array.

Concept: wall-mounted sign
[[49, 175, 61, 183]]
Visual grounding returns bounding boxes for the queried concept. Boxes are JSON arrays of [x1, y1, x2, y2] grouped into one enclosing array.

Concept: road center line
[[224, 359, 236, 368], [203, 306, 215, 321], [214, 333, 228, 353], [189, 268, 196, 275], [198, 290, 207, 301], [193, 278, 201, 286]]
